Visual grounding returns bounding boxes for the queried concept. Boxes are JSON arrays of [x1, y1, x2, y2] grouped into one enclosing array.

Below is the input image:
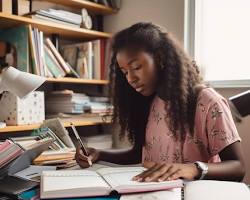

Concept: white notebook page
[[42, 170, 109, 192]]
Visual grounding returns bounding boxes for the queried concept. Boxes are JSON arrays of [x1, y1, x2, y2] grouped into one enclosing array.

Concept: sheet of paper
[[120, 188, 182, 200], [42, 170, 109, 192], [185, 180, 250, 200], [97, 167, 183, 193]]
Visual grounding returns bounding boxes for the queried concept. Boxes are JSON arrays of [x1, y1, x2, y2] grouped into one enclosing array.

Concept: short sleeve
[[206, 97, 241, 157]]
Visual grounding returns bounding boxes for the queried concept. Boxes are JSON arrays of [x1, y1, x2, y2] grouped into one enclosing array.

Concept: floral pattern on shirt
[[142, 88, 241, 164]]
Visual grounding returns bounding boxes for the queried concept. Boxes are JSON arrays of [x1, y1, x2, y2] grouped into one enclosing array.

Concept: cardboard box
[[0, 91, 45, 125]]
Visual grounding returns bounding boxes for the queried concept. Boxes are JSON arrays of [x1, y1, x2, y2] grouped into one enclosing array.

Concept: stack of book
[[46, 90, 90, 114], [27, 9, 82, 28], [88, 96, 113, 114], [33, 150, 76, 169], [46, 90, 113, 115], [10, 127, 77, 169], [0, 140, 24, 169]]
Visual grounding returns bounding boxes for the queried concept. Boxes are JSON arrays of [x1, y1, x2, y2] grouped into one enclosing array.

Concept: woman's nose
[[127, 71, 137, 85]]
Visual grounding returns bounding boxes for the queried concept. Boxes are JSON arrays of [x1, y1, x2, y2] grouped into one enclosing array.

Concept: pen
[[70, 123, 92, 166]]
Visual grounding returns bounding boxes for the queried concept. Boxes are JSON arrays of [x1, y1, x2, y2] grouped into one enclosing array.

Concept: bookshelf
[[0, 1, 115, 134], [37, 0, 117, 15], [0, 120, 111, 133], [0, 12, 111, 40], [46, 77, 109, 85]]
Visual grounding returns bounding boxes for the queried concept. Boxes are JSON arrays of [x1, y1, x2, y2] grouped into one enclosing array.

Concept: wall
[[103, 0, 250, 183], [104, 0, 184, 43]]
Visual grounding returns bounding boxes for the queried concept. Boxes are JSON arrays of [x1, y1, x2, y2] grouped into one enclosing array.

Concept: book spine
[[45, 38, 71, 74]]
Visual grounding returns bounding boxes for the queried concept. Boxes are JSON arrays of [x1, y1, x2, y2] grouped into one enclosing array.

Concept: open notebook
[[120, 180, 250, 200], [40, 167, 183, 199]]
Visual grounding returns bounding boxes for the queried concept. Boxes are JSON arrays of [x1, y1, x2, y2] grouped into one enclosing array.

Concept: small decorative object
[[0, 91, 45, 125], [0, 41, 17, 68], [81, 8, 92, 29]]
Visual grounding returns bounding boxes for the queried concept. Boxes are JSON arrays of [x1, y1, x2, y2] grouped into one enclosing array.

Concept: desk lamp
[[229, 90, 250, 122], [0, 66, 46, 128]]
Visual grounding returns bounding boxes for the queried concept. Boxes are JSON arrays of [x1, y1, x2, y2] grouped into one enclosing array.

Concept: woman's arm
[[75, 140, 142, 168], [205, 141, 245, 181], [133, 141, 245, 182]]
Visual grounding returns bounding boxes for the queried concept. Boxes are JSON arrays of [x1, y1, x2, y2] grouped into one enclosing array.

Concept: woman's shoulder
[[197, 87, 226, 107]]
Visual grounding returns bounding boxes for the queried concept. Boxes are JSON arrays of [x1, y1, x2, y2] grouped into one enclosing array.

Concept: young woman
[[75, 22, 245, 182]]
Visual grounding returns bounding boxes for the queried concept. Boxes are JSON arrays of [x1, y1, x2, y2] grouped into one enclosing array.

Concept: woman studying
[[75, 22, 245, 182]]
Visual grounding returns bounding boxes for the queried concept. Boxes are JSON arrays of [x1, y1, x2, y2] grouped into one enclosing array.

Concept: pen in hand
[[70, 123, 92, 166]]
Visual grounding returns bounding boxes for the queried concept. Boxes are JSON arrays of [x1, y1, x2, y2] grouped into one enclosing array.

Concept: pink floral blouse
[[142, 88, 241, 164]]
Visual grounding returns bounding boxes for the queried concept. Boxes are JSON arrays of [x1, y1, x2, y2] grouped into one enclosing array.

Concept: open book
[[40, 167, 183, 199]]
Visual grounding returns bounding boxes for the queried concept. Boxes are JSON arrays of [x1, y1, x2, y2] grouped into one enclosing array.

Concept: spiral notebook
[[40, 167, 183, 199]]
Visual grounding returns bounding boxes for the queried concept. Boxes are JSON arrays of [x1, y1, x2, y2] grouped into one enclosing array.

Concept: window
[[185, 0, 250, 87]]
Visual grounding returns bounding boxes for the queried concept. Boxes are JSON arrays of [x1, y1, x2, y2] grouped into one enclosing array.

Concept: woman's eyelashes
[[120, 64, 142, 76], [132, 64, 142, 71]]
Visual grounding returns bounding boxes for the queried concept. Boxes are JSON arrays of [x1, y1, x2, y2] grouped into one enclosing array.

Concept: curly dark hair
[[109, 22, 203, 146]]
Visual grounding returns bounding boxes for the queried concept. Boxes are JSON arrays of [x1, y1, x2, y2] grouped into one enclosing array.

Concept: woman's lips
[[135, 86, 144, 92]]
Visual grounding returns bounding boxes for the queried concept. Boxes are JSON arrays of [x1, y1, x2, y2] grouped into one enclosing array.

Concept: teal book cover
[[0, 25, 29, 72]]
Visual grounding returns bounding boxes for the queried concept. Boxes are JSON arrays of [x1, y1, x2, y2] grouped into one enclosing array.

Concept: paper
[[184, 180, 250, 200], [97, 167, 183, 193], [41, 170, 111, 199], [14, 165, 56, 182], [120, 188, 181, 200]]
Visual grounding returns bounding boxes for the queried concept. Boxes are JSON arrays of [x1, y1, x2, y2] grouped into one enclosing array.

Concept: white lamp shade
[[0, 67, 46, 98]]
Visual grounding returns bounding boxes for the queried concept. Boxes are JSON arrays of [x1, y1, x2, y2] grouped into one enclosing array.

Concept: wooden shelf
[[0, 119, 111, 133], [38, 0, 117, 15], [46, 77, 109, 85], [0, 12, 111, 40]]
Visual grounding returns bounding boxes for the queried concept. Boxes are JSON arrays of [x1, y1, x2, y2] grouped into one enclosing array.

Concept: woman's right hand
[[75, 146, 100, 168]]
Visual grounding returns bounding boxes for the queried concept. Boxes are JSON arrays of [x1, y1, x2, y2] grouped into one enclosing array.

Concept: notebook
[[120, 180, 250, 200], [40, 167, 183, 199]]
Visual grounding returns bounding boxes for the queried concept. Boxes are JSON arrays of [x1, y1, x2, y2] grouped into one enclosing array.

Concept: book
[[0, 0, 12, 14], [45, 38, 71, 74], [40, 118, 75, 149], [12, 0, 30, 16], [28, 14, 81, 28], [40, 167, 183, 199], [120, 180, 250, 200], [0, 140, 24, 168], [44, 44, 66, 78], [28, 25, 39, 75], [0, 25, 29, 72]]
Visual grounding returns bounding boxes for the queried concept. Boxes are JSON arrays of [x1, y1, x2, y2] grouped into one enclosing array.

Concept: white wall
[[104, 0, 250, 183], [104, 0, 184, 43]]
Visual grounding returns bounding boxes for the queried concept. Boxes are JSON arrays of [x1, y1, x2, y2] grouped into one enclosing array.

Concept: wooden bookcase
[[0, 1, 115, 134]]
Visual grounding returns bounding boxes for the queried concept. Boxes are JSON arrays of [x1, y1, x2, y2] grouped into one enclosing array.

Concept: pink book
[[0, 140, 12, 152]]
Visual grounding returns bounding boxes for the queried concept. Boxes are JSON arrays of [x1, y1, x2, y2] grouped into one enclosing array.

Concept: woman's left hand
[[133, 162, 200, 182]]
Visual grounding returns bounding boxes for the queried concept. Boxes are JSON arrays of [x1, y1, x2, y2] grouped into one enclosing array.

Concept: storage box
[[0, 91, 45, 125]]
